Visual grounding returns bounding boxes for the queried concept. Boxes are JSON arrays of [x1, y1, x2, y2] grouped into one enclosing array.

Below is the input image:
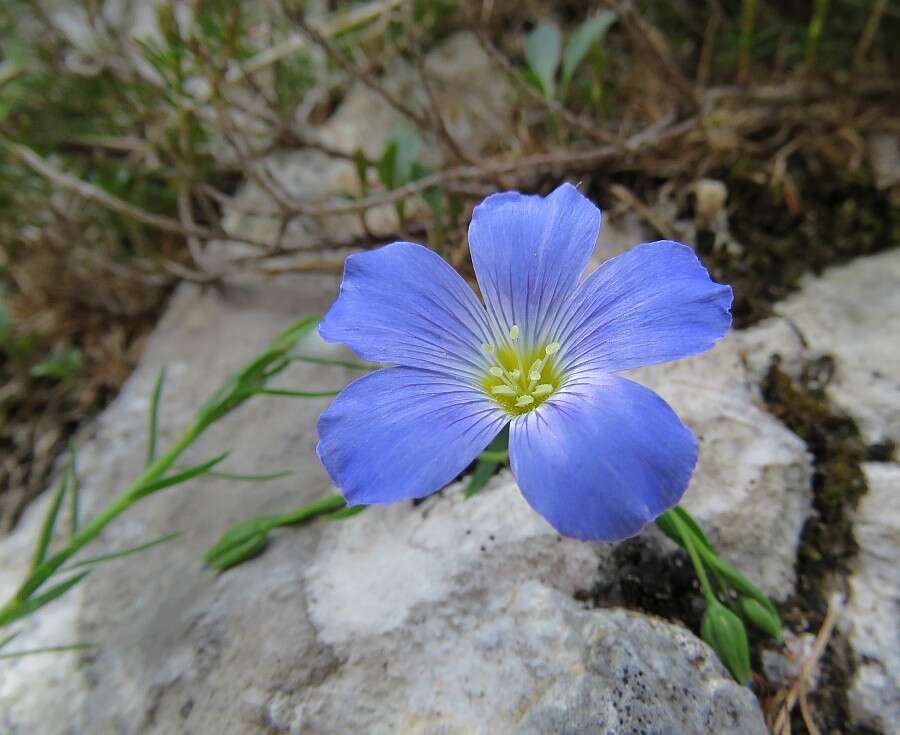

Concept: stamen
[[482, 343, 495, 354], [545, 342, 560, 356], [532, 384, 553, 397], [507, 369, 521, 380], [492, 385, 516, 396], [527, 359, 544, 383], [515, 395, 534, 407], [508, 325, 520, 341], [489, 367, 504, 378]]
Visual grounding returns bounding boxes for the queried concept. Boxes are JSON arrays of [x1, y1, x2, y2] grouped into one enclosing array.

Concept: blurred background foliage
[[0, 0, 897, 533]]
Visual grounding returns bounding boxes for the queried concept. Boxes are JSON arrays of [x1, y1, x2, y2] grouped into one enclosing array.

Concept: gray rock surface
[[0, 273, 772, 734], [776, 249, 900, 448], [844, 462, 900, 732]]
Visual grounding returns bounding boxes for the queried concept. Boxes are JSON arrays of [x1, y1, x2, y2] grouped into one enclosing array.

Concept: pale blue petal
[[468, 183, 600, 350], [509, 375, 696, 541], [319, 242, 494, 378], [317, 367, 508, 505], [554, 241, 732, 374]]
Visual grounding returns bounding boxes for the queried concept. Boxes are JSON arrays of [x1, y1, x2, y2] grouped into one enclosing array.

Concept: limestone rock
[[0, 275, 770, 734], [844, 462, 900, 732], [775, 249, 900, 449]]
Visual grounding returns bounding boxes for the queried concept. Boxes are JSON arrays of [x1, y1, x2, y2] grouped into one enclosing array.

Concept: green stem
[[668, 511, 717, 606], [477, 450, 509, 462], [0, 420, 203, 626], [273, 494, 346, 526]]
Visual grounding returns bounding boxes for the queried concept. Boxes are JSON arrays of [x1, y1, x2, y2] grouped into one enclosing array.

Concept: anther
[[532, 384, 553, 397], [492, 385, 516, 396], [508, 325, 520, 341], [545, 342, 560, 356], [482, 343, 495, 354], [515, 395, 534, 407], [507, 369, 521, 380], [489, 367, 504, 378]]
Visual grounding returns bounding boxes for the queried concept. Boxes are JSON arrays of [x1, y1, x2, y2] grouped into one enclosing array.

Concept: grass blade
[[0, 631, 21, 651], [208, 469, 293, 482], [464, 457, 501, 499], [64, 531, 182, 570], [67, 440, 80, 538], [464, 430, 509, 499], [146, 366, 167, 467], [134, 452, 229, 498], [323, 504, 365, 521], [253, 388, 341, 398], [3, 571, 90, 625], [0, 641, 96, 659], [30, 471, 69, 573], [290, 355, 375, 370]]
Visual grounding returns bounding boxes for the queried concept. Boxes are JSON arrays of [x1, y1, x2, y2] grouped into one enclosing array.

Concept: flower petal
[[509, 374, 696, 541], [555, 241, 733, 374], [317, 367, 508, 505], [319, 242, 493, 378], [468, 182, 600, 348]]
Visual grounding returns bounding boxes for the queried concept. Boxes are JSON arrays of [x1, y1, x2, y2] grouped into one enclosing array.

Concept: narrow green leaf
[[276, 494, 348, 526], [655, 506, 715, 554], [672, 506, 715, 552], [207, 469, 293, 482], [134, 452, 229, 498], [0, 631, 21, 651], [64, 532, 182, 570], [463, 457, 500, 499], [0, 641, 96, 659], [66, 441, 80, 538], [252, 388, 341, 398], [390, 126, 422, 186], [323, 504, 365, 521], [477, 450, 509, 463], [197, 316, 321, 426], [3, 571, 90, 625], [31, 472, 69, 573], [699, 548, 779, 619], [561, 12, 617, 88], [376, 139, 398, 188], [524, 23, 562, 98], [290, 354, 375, 370], [146, 366, 167, 467]]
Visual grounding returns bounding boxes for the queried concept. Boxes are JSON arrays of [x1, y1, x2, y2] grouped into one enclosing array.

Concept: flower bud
[[739, 596, 782, 641], [701, 602, 751, 684], [204, 518, 273, 571]]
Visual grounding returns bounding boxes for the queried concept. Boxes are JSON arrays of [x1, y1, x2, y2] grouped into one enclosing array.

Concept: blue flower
[[316, 183, 732, 541]]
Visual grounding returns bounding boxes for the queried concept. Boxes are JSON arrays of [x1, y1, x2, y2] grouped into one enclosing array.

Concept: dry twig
[[766, 593, 843, 735]]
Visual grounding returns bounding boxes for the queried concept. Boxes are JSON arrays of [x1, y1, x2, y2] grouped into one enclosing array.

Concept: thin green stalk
[[290, 355, 374, 370], [669, 511, 716, 606], [0, 420, 203, 626], [477, 450, 508, 463], [274, 494, 346, 525], [146, 366, 167, 467], [254, 388, 341, 398], [806, 0, 830, 69], [738, 0, 758, 84]]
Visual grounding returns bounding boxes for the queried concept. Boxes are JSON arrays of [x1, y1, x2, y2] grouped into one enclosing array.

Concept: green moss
[[701, 168, 897, 328], [761, 359, 870, 734]]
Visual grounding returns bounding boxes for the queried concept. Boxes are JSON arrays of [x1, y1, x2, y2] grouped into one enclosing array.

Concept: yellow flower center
[[480, 325, 561, 415]]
